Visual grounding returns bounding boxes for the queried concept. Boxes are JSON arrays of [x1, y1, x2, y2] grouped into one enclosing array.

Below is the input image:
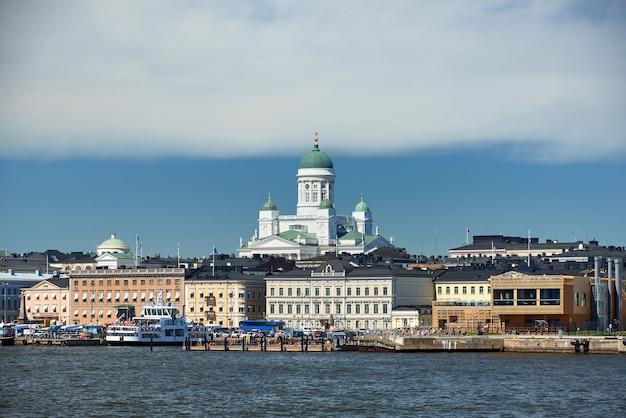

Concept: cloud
[[0, 0, 624, 161]]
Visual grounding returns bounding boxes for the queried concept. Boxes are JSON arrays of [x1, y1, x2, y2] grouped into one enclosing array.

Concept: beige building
[[490, 271, 591, 331], [184, 271, 266, 328], [69, 268, 185, 325]]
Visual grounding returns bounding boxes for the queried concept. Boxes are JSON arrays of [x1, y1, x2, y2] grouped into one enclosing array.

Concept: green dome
[[354, 195, 370, 212], [262, 193, 278, 211], [299, 134, 334, 169], [319, 198, 334, 209]]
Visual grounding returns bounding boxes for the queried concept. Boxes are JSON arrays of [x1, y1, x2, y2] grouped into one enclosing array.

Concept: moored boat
[[106, 293, 191, 346]]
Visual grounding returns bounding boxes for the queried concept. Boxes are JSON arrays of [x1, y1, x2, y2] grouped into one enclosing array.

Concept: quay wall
[[503, 336, 626, 354], [395, 336, 504, 352]]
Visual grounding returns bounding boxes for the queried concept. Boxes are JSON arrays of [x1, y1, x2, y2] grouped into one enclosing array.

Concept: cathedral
[[237, 133, 396, 260]]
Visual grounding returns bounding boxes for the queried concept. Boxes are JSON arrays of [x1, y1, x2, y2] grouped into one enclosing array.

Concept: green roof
[[261, 193, 278, 211], [319, 198, 334, 209], [299, 136, 333, 169], [354, 195, 370, 212]]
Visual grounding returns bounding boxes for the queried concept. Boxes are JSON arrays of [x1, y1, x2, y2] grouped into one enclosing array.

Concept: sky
[[1, 1, 625, 259]]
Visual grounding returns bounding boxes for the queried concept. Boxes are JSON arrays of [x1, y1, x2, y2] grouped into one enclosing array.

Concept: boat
[[106, 293, 197, 346]]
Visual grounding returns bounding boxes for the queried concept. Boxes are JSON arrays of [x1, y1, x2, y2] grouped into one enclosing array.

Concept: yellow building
[[184, 271, 266, 328], [432, 270, 499, 332]]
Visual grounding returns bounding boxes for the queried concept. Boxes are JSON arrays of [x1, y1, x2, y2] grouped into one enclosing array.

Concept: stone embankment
[[360, 334, 626, 354]]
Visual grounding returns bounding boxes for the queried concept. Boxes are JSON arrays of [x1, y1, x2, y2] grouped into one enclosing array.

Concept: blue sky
[[1, 1, 625, 258]]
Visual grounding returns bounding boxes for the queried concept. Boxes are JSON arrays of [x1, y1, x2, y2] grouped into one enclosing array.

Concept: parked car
[[302, 327, 313, 336]]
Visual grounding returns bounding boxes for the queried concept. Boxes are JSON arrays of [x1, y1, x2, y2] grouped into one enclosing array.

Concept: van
[[302, 327, 313, 336]]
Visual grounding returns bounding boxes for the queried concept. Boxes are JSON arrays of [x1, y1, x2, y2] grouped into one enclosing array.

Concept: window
[[574, 292, 579, 306], [270, 304, 275, 314], [437, 286, 442, 295], [288, 288, 292, 296], [364, 287, 369, 296], [304, 305, 310, 314], [374, 287, 378, 296], [335, 304, 341, 314], [315, 288, 320, 296], [582, 293, 586, 307], [373, 304, 379, 314], [382, 304, 388, 314], [278, 304, 283, 314], [493, 289, 514, 306], [346, 305, 352, 314], [270, 288, 275, 296], [454, 286, 459, 295], [279, 288, 284, 296], [315, 304, 320, 314], [540, 289, 560, 306], [336, 287, 341, 296], [383, 287, 388, 296], [517, 289, 536, 306], [364, 304, 369, 314], [479, 286, 484, 295], [325, 287, 331, 296], [305, 288, 310, 296], [356, 287, 361, 296], [296, 288, 301, 297], [471, 286, 475, 295], [325, 304, 330, 314], [347, 288, 352, 296], [355, 304, 360, 314], [462, 286, 467, 295], [287, 304, 292, 314], [446, 286, 450, 295]]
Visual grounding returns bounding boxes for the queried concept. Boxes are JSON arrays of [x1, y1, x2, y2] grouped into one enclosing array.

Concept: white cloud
[[1, 0, 624, 161]]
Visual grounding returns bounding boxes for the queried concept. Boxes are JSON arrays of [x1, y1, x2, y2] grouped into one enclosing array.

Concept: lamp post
[[2, 283, 8, 323]]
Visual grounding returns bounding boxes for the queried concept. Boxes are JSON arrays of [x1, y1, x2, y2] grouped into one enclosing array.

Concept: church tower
[[258, 193, 279, 239], [352, 194, 373, 236], [296, 132, 335, 217]]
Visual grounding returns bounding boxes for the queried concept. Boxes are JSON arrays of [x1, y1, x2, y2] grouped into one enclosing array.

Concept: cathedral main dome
[[299, 133, 334, 169]]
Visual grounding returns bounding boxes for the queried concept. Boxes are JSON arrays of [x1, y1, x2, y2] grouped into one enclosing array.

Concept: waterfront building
[[264, 258, 440, 331], [238, 133, 396, 260], [21, 277, 70, 325], [184, 270, 266, 328], [432, 269, 500, 332], [68, 267, 185, 325], [490, 271, 592, 331], [1, 269, 67, 324]]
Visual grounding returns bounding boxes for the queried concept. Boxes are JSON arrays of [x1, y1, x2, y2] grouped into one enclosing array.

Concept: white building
[[264, 259, 437, 332], [238, 133, 395, 260]]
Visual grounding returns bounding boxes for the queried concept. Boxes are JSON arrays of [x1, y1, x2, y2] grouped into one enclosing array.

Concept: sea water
[[1, 346, 625, 417]]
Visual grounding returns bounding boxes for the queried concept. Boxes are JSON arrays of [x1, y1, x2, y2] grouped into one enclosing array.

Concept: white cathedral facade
[[237, 134, 395, 260]]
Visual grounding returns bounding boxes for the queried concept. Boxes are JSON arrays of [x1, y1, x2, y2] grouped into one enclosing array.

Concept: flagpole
[[212, 246, 215, 277]]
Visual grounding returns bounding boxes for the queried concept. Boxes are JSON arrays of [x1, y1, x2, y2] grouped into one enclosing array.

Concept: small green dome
[[319, 198, 334, 209], [262, 193, 278, 211], [299, 133, 334, 169], [354, 195, 370, 212]]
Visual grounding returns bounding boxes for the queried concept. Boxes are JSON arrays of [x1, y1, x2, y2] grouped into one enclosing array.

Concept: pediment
[[248, 235, 301, 250]]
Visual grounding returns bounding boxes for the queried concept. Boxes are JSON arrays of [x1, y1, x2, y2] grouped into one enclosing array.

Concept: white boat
[[106, 294, 195, 346]]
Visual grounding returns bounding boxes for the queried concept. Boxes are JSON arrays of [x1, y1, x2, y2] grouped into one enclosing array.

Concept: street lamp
[[2, 283, 9, 324]]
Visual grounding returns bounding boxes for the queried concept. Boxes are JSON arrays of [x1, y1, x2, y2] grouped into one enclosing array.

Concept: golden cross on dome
[[314, 131, 319, 146]]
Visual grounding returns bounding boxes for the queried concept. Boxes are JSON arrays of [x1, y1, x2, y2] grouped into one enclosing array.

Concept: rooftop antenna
[[466, 228, 470, 246]]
